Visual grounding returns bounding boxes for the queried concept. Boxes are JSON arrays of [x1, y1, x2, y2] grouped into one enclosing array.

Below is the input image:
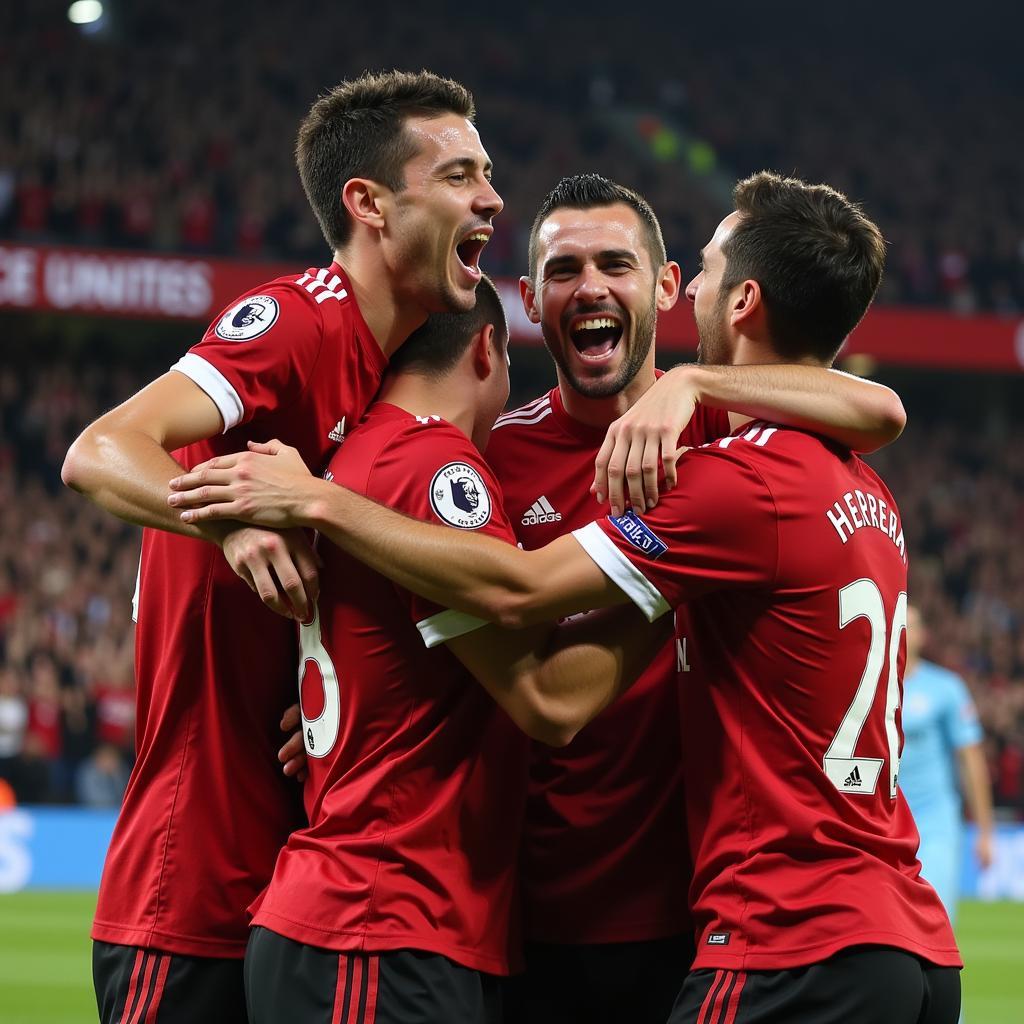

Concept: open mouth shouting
[[454, 226, 492, 284], [568, 310, 625, 364]]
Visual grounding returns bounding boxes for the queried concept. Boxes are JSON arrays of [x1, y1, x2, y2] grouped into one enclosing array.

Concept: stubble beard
[[695, 288, 732, 367], [545, 294, 658, 399]]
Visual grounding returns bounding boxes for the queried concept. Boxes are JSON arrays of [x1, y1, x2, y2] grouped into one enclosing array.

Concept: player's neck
[[377, 374, 477, 445], [332, 249, 428, 358], [556, 364, 657, 429]]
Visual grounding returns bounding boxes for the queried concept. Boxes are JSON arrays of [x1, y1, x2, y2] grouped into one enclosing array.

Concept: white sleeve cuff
[[571, 522, 670, 622], [171, 353, 245, 433], [416, 608, 490, 649], [131, 555, 141, 624]]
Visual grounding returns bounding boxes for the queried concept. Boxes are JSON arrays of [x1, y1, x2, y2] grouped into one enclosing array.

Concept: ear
[[655, 261, 683, 312], [730, 279, 763, 329], [341, 178, 388, 233], [519, 276, 541, 324], [472, 324, 496, 380]]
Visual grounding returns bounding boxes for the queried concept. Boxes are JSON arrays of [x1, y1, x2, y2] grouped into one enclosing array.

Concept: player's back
[[95, 265, 388, 957], [251, 404, 528, 975], [663, 424, 960, 970]]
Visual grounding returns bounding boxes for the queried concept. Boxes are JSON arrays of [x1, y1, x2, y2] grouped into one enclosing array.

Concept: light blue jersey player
[[900, 605, 994, 924]]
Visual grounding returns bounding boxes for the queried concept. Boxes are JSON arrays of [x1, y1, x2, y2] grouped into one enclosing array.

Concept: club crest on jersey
[[609, 509, 667, 560], [215, 295, 280, 341], [430, 463, 492, 530]]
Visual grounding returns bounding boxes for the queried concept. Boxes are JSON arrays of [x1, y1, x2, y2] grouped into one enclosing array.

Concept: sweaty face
[[686, 211, 741, 366], [388, 114, 503, 314], [529, 205, 659, 398]]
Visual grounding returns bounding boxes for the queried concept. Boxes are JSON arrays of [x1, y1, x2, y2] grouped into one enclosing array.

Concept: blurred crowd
[[1, 2, 1021, 312], [0, 354, 1022, 816]]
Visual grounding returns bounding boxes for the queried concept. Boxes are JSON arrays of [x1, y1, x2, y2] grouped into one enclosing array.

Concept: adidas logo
[[522, 496, 562, 526], [844, 765, 863, 788], [329, 417, 346, 443]]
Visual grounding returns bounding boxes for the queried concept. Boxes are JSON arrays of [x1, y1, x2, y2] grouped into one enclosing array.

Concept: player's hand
[[976, 828, 995, 870], [168, 439, 313, 529], [220, 525, 320, 620], [592, 365, 697, 517], [279, 703, 308, 782]]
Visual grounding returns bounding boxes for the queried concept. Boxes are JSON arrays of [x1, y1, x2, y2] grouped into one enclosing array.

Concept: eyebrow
[[435, 155, 493, 176], [542, 248, 639, 275]]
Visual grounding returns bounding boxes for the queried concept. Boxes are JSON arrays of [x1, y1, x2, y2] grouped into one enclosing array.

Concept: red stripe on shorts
[[722, 971, 747, 1024], [363, 955, 379, 1024], [697, 969, 727, 1024], [331, 956, 350, 1024], [143, 955, 172, 1023], [346, 956, 364, 1024], [127, 953, 156, 1024], [118, 949, 146, 1024]]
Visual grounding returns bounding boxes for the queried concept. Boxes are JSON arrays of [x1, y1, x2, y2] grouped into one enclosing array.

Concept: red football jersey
[[251, 403, 529, 975], [573, 422, 961, 970], [486, 384, 732, 944], [93, 265, 388, 957]]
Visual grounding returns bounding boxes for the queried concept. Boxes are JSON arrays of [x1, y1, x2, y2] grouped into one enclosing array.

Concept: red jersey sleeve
[[573, 444, 778, 617], [364, 420, 518, 647], [171, 281, 324, 432]]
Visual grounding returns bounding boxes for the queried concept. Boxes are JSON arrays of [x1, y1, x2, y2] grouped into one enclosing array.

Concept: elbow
[[879, 391, 907, 444], [488, 589, 545, 631], [853, 389, 907, 453], [61, 433, 93, 493], [521, 709, 579, 748], [514, 684, 584, 748]]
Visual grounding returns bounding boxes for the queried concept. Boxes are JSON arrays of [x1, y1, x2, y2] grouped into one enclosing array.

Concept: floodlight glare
[[68, 1, 103, 25]]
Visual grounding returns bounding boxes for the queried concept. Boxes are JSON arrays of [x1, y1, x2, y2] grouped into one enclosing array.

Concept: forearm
[[529, 605, 672, 741], [63, 425, 228, 541], [959, 744, 995, 831], [305, 481, 608, 627], [680, 364, 906, 452], [308, 481, 550, 626]]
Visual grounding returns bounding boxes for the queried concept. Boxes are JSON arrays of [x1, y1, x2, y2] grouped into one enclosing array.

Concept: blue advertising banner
[[0, 808, 116, 892]]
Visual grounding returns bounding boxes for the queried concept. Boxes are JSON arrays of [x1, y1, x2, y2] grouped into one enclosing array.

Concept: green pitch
[[0, 893, 1021, 1022]]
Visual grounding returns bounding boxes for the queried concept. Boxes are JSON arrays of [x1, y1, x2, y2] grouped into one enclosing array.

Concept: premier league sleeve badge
[[429, 462, 493, 529]]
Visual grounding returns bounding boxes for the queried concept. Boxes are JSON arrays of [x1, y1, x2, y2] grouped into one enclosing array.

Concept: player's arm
[[958, 743, 995, 869], [593, 363, 906, 515], [169, 440, 630, 627], [445, 605, 673, 746], [63, 373, 318, 619], [62, 371, 228, 536]]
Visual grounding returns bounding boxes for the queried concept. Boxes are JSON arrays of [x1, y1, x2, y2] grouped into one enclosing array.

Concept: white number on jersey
[[297, 604, 341, 758], [823, 579, 907, 798]]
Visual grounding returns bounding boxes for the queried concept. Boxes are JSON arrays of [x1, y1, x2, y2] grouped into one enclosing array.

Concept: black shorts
[[668, 946, 961, 1024], [244, 925, 503, 1024], [503, 933, 695, 1024], [93, 940, 247, 1024]]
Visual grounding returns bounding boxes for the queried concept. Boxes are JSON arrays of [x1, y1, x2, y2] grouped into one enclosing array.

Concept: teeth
[[464, 232, 489, 243], [576, 317, 619, 330]]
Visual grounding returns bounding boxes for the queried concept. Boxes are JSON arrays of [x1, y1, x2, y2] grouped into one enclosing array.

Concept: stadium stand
[[1, 1, 1020, 310]]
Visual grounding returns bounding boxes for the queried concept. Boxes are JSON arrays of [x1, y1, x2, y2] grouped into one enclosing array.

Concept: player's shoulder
[[687, 421, 851, 474], [358, 407, 499, 530], [210, 264, 354, 342], [491, 391, 557, 438]]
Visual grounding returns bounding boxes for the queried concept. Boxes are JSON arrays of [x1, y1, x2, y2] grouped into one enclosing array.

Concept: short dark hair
[[388, 275, 507, 378], [721, 171, 886, 363], [527, 174, 667, 279], [296, 69, 475, 252]]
